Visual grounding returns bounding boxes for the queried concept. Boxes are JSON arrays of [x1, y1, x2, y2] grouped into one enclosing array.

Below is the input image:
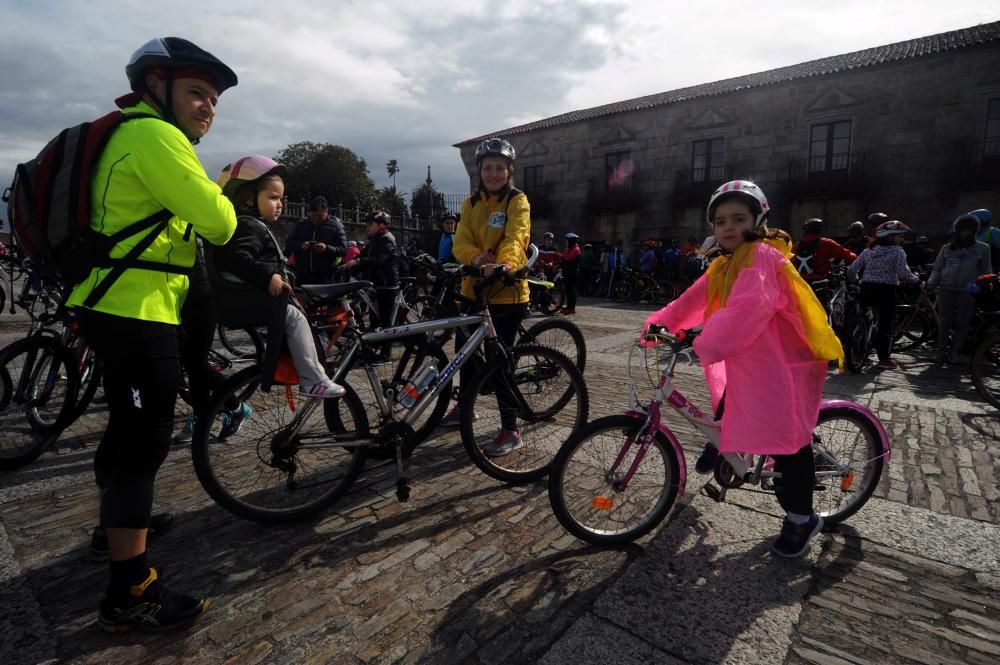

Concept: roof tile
[[456, 20, 1000, 146]]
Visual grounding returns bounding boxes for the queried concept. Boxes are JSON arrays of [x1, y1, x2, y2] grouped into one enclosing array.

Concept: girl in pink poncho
[[641, 180, 843, 558]]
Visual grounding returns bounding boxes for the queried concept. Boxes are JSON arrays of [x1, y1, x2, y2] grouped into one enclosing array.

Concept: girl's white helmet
[[216, 155, 287, 198], [707, 180, 770, 228]]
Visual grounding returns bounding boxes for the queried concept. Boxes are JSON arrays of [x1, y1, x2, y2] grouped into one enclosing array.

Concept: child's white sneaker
[[300, 381, 346, 399]]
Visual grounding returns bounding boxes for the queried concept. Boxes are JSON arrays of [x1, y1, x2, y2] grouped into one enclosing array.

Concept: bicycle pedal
[[702, 483, 726, 502]]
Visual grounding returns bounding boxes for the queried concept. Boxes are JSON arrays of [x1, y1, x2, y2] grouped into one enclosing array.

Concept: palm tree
[[386, 159, 399, 190]]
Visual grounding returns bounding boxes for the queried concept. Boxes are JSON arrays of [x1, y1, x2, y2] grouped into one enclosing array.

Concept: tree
[[409, 166, 446, 221], [274, 141, 376, 208], [386, 159, 399, 190], [375, 186, 407, 218]]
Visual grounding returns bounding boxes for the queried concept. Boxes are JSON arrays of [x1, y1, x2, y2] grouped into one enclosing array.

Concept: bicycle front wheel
[[650, 281, 675, 305], [191, 365, 368, 523], [0, 337, 77, 469], [971, 331, 1000, 409], [461, 344, 588, 484], [548, 415, 680, 545], [812, 405, 885, 524], [518, 317, 587, 374]]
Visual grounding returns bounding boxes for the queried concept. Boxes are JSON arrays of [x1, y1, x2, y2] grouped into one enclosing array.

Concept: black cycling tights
[[79, 310, 179, 529], [772, 443, 817, 516]]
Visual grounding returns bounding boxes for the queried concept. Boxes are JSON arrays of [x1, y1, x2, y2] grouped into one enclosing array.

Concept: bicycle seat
[[298, 281, 373, 306], [399, 276, 417, 285]]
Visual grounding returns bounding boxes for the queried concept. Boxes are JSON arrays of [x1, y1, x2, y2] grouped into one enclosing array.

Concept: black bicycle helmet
[[126, 37, 238, 93], [802, 218, 825, 234], [364, 210, 391, 226], [474, 137, 516, 165]]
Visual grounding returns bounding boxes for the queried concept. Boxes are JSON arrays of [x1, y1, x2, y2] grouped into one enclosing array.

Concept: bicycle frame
[[614, 342, 892, 496]]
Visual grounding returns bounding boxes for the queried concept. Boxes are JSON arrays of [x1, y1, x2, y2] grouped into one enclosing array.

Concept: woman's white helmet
[[706, 180, 770, 228]]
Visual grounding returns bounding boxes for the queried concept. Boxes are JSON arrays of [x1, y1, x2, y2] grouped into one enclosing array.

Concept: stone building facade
[[454, 21, 1000, 246]]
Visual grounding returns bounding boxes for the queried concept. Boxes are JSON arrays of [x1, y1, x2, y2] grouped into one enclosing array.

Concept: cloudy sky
[[1, 0, 997, 227]]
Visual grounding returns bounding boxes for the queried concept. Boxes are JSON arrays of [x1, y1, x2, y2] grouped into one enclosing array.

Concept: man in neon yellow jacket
[[68, 37, 237, 634]]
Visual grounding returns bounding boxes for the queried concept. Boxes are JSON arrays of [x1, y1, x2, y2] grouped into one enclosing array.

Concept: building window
[[692, 138, 725, 182], [809, 121, 852, 172], [605, 150, 633, 190], [522, 165, 544, 192], [986, 98, 1000, 157]]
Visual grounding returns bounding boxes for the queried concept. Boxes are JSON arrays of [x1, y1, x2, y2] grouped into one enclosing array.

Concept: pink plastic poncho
[[647, 242, 827, 455]]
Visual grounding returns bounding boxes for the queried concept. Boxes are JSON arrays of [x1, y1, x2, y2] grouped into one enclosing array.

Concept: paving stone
[[0, 302, 997, 665]]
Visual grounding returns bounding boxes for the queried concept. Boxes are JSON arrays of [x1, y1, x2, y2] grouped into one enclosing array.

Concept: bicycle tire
[[17, 337, 80, 434], [812, 405, 885, 524], [971, 331, 1000, 410], [190, 364, 368, 523], [651, 281, 675, 305], [518, 317, 587, 374], [0, 337, 77, 469], [548, 414, 680, 545], [217, 325, 266, 362], [892, 305, 932, 351], [611, 279, 632, 303], [460, 343, 588, 484], [845, 316, 869, 374], [69, 347, 102, 420]]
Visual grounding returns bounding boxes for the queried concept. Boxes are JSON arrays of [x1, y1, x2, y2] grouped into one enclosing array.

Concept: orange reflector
[[592, 496, 614, 510], [285, 385, 297, 413], [840, 472, 855, 491]]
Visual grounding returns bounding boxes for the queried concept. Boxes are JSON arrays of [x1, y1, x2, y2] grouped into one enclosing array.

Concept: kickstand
[[394, 443, 410, 502], [702, 482, 727, 503]]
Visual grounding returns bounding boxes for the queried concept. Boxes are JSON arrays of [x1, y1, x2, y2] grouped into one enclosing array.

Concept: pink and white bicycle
[[548, 326, 891, 546]]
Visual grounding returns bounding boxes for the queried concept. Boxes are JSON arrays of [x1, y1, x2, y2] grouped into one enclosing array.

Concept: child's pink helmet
[[707, 180, 770, 228], [216, 155, 287, 198]]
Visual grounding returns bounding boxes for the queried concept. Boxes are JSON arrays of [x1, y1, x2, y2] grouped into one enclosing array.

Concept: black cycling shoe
[[694, 443, 719, 475], [99, 567, 207, 633], [89, 513, 174, 562]]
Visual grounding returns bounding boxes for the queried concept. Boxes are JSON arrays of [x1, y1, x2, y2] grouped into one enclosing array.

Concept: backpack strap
[[487, 188, 523, 257], [83, 208, 181, 308]]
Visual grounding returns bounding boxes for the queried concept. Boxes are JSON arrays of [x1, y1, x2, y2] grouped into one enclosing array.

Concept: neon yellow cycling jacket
[[67, 101, 236, 324]]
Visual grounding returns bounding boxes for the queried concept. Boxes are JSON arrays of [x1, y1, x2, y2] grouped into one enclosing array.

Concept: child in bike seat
[[641, 180, 843, 558], [214, 155, 345, 398]]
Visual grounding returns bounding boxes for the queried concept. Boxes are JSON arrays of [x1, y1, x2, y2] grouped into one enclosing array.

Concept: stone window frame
[[604, 150, 633, 192], [691, 137, 726, 182], [985, 97, 1000, 157], [522, 164, 545, 192], [808, 120, 852, 173]]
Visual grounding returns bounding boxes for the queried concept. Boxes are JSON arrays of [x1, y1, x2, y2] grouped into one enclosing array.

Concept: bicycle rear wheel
[[461, 344, 588, 484], [811, 405, 885, 524], [845, 316, 869, 373], [971, 331, 1000, 409], [518, 317, 587, 374], [190, 365, 368, 523], [216, 325, 265, 363], [548, 415, 680, 545]]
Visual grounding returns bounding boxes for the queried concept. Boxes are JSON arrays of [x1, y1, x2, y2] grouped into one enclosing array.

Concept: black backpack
[[3, 110, 176, 307]]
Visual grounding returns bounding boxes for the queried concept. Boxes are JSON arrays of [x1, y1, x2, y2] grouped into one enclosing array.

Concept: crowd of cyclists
[[1, 34, 998, 638]]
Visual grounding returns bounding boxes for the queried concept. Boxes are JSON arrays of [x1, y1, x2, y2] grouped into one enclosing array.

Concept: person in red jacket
[[792, 218, 857, 283]]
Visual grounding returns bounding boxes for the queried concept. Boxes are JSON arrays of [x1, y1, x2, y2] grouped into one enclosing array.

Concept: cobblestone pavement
[[1, 298, 997, 664]]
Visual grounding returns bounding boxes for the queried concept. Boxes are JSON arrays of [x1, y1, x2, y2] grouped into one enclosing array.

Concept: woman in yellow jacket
[[447, 137, 531, 456]]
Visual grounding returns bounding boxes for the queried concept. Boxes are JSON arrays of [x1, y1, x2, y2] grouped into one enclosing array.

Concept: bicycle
[[843, 282, 878, 373], [971, 322, 1000, 409], [548, 326, 889, 545], [611, 269, 675, 305], [190, 244, 590, 523]]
